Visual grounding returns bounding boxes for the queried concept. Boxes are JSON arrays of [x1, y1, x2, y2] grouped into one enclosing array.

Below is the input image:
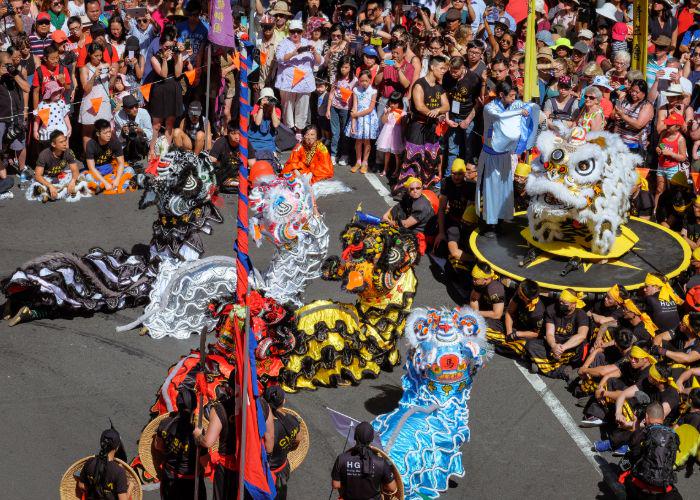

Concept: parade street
[[1, 166, 699, 500]]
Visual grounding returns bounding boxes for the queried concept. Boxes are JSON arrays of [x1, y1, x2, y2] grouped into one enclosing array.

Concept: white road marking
[[513, 362, 602, 476], [364, 173, 395, 205], [363, 173, 607, 478]]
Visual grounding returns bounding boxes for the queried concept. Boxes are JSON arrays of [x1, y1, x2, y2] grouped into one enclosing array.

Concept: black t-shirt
[[614, 360, 651, 387], [668, 329, 700, 355], [332, 447, 394, 500], [210, 137, 255, 181], [475, 280, 505, 311], [213, 399, 237, 459], [510, 294, 545, 333], [656, 188, 695, 226], [391, 194, 435, 234], [268, 410, 301, 470], [677, 411, 700, 432], [79, 457, 128, 500], [440, 176, 475, 223], [637, 378, 681, 424], [156, 415, 198, 476], [85, 137, 124, 165], [36, 148, 77, 177], [645, 294, 680, 333], [544, 305, 589, 344], [442, 69, 482, 119], [591, 301, 625, 323]]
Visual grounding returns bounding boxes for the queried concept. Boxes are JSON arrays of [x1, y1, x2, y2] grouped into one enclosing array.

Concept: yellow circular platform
[[520, 224, 639, 260]]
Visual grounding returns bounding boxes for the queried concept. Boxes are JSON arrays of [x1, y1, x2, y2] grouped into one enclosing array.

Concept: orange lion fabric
[[282, 142, 334, 183]]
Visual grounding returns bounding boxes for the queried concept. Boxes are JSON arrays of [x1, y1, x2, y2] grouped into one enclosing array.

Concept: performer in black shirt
[[264, 386, 301, 500]]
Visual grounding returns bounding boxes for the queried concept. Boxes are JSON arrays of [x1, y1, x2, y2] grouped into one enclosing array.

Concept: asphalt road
[[1, 165, 699, 500]]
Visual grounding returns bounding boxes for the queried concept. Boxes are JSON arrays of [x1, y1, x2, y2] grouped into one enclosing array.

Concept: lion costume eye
[[576, 159, 595, 176], [550, 148, 566, 163]]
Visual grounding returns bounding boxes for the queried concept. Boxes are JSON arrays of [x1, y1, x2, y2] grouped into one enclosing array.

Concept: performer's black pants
[[160, 475, 206, 500], [214, 465, 253, 500]]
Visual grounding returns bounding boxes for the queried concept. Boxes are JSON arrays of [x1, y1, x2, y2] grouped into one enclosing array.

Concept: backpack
[[632, 424, 680, 488]]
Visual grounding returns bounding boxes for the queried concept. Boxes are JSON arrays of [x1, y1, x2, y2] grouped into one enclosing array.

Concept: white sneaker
[[338, 156, 348, 166], [331, 156, 337, 167], [580, 417, 604, 427], [0, 191, 14, 200]]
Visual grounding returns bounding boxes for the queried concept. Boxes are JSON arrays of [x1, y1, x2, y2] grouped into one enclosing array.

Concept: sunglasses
[[408, 187, 422, 191], [137, 18, 148, 23], [261, 24, 274, 29], [331, 33, 342, 38], [290, 29, 303, 34], [585, 95, 596, 100]]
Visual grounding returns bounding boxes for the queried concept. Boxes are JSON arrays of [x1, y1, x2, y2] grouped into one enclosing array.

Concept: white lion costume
[[525, 127, 639, 255]]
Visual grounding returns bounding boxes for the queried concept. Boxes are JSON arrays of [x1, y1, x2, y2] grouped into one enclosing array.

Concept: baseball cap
[[188, 101, 203, 116], [665, 112, 685, 127], [122, 95, 139, 109], [36, 12, 51, 22], [51, 30, 68, 43], [363, 45, 379, 58], [551, 38, 573, 50], [536, 31, 554, 47], [288, 19, 303, 31], [573, 41, 590, 54], [591, 75, 613, 90], [577, 29, 594, 40], [612, 22, 628, 42]]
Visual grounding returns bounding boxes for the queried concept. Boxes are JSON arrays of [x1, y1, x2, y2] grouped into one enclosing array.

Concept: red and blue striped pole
[[236, 41, 253, 304]]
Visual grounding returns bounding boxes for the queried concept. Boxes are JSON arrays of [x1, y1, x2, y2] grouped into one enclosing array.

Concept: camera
[[2, 0, 15, 16], [126, 121, 138, 139], [4, 63, 18, 76], [5, 121, 26, 142]]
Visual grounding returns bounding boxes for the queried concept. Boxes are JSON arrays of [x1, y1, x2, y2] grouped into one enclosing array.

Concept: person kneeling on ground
[[84, 119, 134, 193], [26, 130, 90, 202], [487, 278, 544, 357], [470, 262, 505, 331], [382, 176, 435, 255], [525, 288, 590, 382], [581, 341, 656, 429], [114, 95, 152, 167]]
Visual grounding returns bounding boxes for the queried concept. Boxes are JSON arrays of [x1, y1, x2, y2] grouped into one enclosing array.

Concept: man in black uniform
[[382, 177, 435, 254], [154, 386, 205, 500], [525, 288, 590, 381], [264, 385, 301, 500], [653, 313, 700, 379], [434, 160, 476, 273], [442, 55, 483, 172], [643, 273, 682, 334], [488, 279, 544, 357], [619, 299, 658, 344], [469, 261, 505, 331], [78, 426, 129, 500], [331, 422, 397, 500], [193, 374, 274, 500]]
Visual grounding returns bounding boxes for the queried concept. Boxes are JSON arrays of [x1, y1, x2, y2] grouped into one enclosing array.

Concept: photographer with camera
[[0, 0, 25, 52], [249, 88, 281, 163], [0, 50, 30, 200], [114, 95, 152, 166]]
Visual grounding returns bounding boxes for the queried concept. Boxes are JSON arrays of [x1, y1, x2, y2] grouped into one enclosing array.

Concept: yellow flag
[[523, 0, 539, 102], [632, 0, 648, 79]]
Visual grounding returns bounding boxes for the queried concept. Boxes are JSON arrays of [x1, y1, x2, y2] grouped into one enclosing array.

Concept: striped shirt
[[646, 57, 668, 87], [29, 33, 52, 56]]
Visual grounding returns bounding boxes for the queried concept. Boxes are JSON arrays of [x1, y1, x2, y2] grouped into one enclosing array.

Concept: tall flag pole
[[523, 0, 539, 103], [632, 0, 648, 79], [234, 41, 276, 500]]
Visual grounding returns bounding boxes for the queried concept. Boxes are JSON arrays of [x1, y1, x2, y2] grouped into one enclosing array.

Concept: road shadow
[[425, 253, 470, 306], [364, 384, 403, 415]]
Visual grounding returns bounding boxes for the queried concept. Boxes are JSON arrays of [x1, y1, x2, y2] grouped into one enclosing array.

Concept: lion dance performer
[[2, 150, 223, 325], [280, 219, 421, 391], [372, 306, 492, 499]]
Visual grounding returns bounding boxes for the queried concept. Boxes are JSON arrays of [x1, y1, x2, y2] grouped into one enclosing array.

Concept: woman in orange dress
[[282, 124, 333, 183]]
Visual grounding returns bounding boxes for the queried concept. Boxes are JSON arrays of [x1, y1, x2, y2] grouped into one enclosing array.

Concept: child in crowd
[[312, 77, 331, 145], [33, 80, 71, 151], [376, 91, 405, 179], [656, 113, 688, 209], [328, 56, 356, 166], [347, 69, 378, 174]]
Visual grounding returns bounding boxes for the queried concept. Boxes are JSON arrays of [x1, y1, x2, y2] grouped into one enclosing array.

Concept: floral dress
[[345, 86, 378, 140]]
